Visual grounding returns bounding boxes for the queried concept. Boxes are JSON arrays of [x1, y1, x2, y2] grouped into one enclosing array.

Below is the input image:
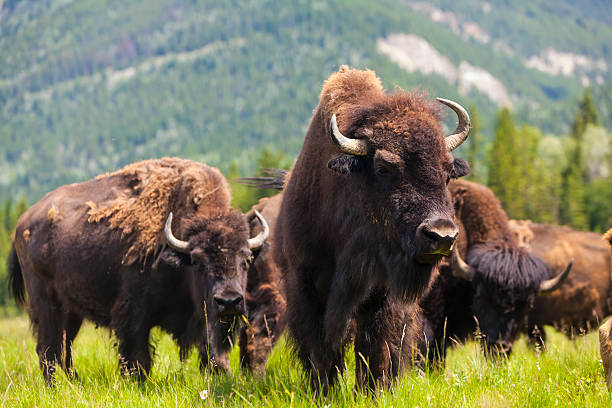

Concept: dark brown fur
[[522, 223, 611, 339], [9, 158, 252, 383], [238, 193, 287, 376], [275, 66, 468, 392], [419, 180, 554, 362]]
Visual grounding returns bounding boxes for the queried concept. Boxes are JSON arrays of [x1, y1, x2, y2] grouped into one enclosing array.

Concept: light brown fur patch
[[47, 205, 58, 223], [604, 228, 612, 245], [86, 157, 231, 265], [23, 229, 30, 243]]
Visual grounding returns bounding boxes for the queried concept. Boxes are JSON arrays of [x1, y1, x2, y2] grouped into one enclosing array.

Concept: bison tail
[[7, 244, 26, 306], [237, 168, 288, 191]]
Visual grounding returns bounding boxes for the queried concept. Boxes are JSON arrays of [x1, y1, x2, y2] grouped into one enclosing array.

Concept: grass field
[[0, 315, 609, 407]]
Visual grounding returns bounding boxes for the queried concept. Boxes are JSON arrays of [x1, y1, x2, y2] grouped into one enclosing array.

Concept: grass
[[0, 314, 609, 407]]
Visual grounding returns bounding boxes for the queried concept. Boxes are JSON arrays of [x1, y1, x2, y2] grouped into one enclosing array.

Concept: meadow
[[0, 314, 609, 407]]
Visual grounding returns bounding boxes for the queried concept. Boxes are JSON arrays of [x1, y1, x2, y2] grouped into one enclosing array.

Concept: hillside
[[1, 0, 611, 201]]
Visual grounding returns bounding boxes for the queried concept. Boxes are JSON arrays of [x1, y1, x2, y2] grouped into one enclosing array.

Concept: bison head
[[327, 96, 471, 298], [163, 210, 268, 370], [451, 245, 572, 357]]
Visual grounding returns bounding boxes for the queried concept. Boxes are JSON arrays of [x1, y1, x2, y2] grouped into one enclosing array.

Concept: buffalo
[[601, 228, 612, 391], [274, 66, 471, 392], [507, 221, 610, 343], [419, 180, 571, 363], [8, 158, 268, 383], [238, 192, 287, 376]]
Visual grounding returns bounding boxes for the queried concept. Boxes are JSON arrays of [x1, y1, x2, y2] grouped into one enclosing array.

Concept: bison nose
[[417, 218, 459, 257], [214, 294, 244, 314]]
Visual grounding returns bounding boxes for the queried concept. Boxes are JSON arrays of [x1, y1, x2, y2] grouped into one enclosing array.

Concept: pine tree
[[559, 88, 599, 230], [487, 108, 524, 219]]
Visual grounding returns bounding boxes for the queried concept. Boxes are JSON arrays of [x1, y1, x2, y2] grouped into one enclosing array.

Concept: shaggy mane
[[87, 158, 231, 265], [604, 228, 612, 245], [467, 241, 549, 289]]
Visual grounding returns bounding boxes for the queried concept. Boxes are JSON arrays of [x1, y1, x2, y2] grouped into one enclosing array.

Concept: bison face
[[164, 211, 269, 353], [327, 98, 471, 298], [452, 244, 572, 357]]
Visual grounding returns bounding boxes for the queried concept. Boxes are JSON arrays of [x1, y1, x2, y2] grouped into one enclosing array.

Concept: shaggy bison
[[274, 66, 471, 392], [238, 192, 287, 376], [8, 158, 268, 383], [601, 228, 612, 391], [507, 221, 611, 343], [419, 180, 571, 362]]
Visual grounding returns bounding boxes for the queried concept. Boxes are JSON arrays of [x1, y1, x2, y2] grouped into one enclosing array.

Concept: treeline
[[469, 89, 611, 232]]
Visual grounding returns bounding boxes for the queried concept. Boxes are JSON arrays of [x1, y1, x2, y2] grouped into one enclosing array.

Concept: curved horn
[[164, 212, 191, 254], [539, 259, 573, 293], [248, 210, 269, 250], [451, 250, 475, 282], [437, 98, 471, 152], [329, 114, 368, 156]]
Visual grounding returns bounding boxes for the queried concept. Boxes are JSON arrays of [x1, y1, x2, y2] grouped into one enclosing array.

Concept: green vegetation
[[1, 315, 609, 406], [0, 197, 27, 314]]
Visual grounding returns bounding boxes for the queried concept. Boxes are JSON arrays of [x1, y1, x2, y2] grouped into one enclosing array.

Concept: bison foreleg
[[61, 312, 83, 379]]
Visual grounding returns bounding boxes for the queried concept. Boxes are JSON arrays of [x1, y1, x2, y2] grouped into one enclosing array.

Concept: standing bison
[[600, 228, 612, 391], [238, 192, 287, 376], [8, 158, 268, 383], [508, 222, 611, 343], [274, 66, 471, 392], [419, 180, 571, 362]]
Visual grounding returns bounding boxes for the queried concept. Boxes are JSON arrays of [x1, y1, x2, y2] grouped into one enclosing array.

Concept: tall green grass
[[0, 315, 609, 407]]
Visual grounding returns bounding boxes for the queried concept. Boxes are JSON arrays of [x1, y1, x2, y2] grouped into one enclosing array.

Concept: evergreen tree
[[487, 108, 523, 219], [559, 88, 599, 230]]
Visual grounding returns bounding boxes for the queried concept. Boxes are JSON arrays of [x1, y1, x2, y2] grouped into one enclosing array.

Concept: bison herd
[[7, 66, 612, 393]]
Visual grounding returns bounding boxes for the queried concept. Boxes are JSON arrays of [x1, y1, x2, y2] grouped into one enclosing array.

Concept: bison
[[238, 192, 287, 376], [8, 158, 269, 383], [274, 66, 472, 392], [418, 180, 571, 363], [507, 221, 611, 344], [601, 228, 612, 391]]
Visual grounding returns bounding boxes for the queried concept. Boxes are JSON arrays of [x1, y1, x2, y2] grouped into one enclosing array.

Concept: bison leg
[[61, 312, 83, 378], [34, 302, 63, 384], [111, 299, 152, 380], [353, 293, 417, 392]]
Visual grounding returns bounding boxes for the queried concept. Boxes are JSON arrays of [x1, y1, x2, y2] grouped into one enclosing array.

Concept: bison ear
[[160, 248, 188, 268], [451, 158, 470, 179], [327, 154, 365, 175]]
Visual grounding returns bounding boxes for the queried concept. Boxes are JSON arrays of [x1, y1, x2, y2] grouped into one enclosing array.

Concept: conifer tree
[[487, 108, 523, 219]]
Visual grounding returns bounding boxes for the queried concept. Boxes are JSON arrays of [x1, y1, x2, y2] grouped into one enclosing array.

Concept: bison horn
[[451, 249, 475, 282], [539, 259, 573, 293], [247, 210, 269, 250], [437, 98, 471, 152], [329, 114, 368, 156], [164, 212, 192, 254]]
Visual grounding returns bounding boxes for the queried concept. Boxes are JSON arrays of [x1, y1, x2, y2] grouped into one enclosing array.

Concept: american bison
[[600, 228, 612, 391], [419, 180, 571, 362], [8, 158, 269, 383], [238, 192, 287, 376], [274, 66, 471, 392], [508, 222, 610, 344]]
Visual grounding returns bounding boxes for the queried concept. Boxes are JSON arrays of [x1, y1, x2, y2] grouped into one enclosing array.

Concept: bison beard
[[276, 66, 470, 392]]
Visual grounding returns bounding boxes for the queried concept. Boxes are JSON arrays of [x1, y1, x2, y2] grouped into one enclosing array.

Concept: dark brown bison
[[238, 192, 287, 376], [419, 180, 571, 362], [509, 222, 610, 343], [274, 66, 472, 392], [8, 158, 268, 383], [599, 228, 612, 391]]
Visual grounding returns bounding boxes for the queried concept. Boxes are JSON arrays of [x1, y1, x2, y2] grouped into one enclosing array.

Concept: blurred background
[[0, 0, 611, 307]]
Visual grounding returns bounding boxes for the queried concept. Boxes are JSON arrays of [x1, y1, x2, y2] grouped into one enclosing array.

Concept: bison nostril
[[230, 295, 243, 306], [214, 297, 226, 307]]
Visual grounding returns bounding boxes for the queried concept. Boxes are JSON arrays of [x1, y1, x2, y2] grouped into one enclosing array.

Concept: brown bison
[[419, 180, 571, 362], [601, 228, 612, 391], [508, 222, 610, 343], [238, 192, 287, 376], [274, 66, 472, 392], [8, 158, 269, 383]]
